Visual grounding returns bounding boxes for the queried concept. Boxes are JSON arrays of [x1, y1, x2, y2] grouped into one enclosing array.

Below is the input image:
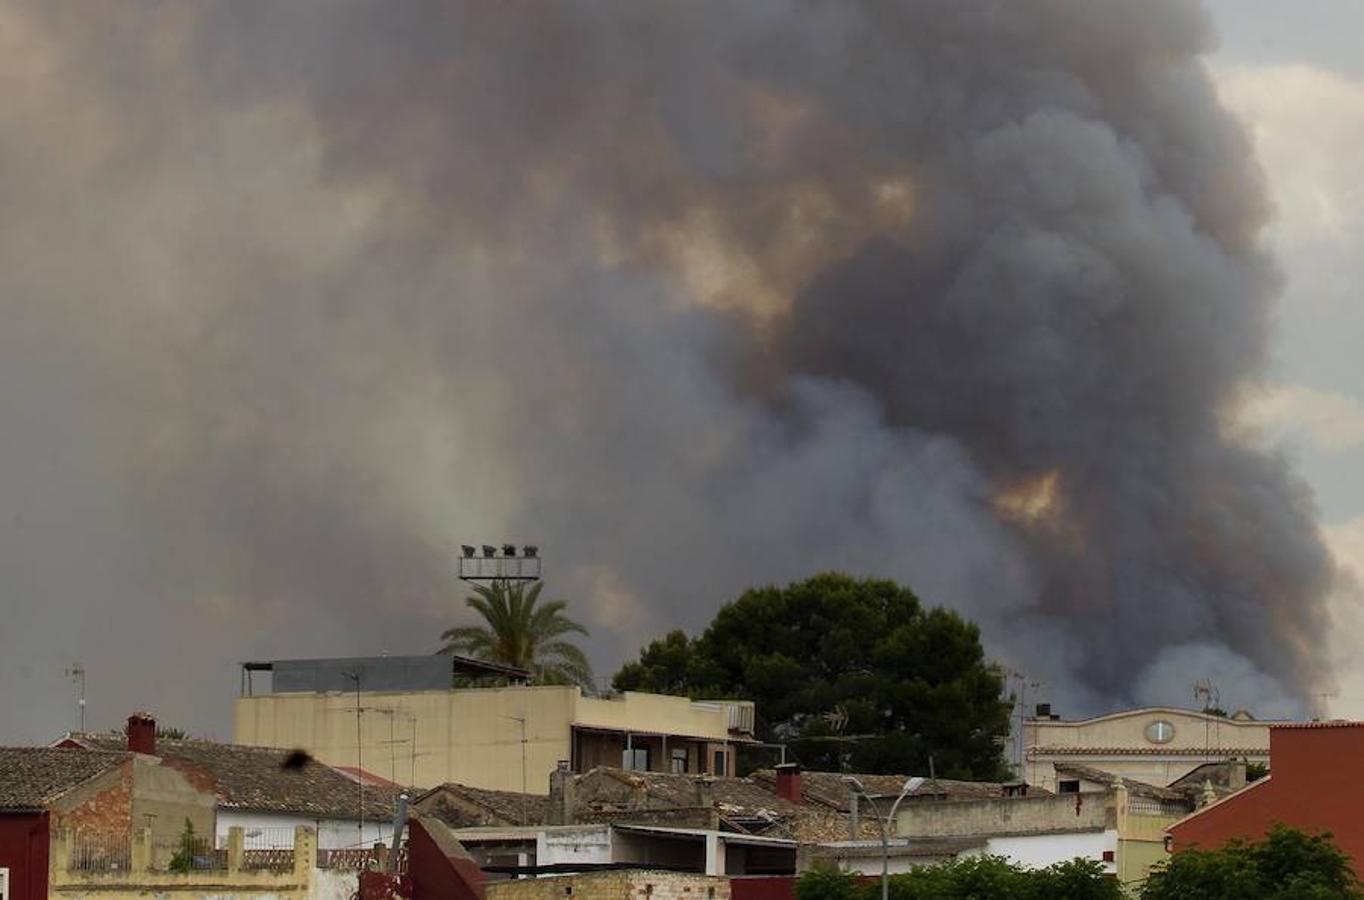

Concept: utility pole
[[343, 671, 364, 846], [65, 664, 86, 733], [503, 715, 528, 822]]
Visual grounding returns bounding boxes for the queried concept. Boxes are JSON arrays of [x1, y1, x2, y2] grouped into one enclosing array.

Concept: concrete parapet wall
[[896, 792, 1114, 839], [48, 824, 347, 900]]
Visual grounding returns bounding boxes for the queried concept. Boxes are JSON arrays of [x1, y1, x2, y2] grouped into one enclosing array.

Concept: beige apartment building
[[1024, 705, 1275, 791], [234, 656, 755, 792]]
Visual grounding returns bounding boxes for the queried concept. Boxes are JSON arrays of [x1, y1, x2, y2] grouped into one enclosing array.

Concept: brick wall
[[487, 871, 730, 900], [56, 764, 134, 836]]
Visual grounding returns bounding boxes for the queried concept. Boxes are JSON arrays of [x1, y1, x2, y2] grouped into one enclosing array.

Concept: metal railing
[[237, 826, 300, 851], [154, 835, 227, 872], [68, 833, 131, 873], [317, 846, 405, 871]]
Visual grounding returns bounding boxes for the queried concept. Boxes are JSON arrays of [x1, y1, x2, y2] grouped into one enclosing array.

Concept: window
[[1058, 779, 1080, 794], [1, 866, 8, 900], [1144, 720, 1175, 744], [712, 750, 727, 777], [623, 747, 650, 771], [670, 748, 689, 774]]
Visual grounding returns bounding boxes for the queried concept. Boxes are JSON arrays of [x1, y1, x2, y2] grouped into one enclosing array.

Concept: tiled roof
[[1030, 746, 1268, 757], [576, 767, 801, 827], [1052, 763, 1188, 802], [73, 734, 395, 821], [570, 767, 815, 838], [0, 748, 128, 810], [413, 783, 551, 828], [751, 769, 1043, 811]]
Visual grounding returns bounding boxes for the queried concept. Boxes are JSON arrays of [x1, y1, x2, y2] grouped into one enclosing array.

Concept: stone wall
[[487, 871, 730, 900]]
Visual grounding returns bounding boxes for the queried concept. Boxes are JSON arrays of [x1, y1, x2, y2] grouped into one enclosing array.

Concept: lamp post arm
[[859, 793, 889, 900]]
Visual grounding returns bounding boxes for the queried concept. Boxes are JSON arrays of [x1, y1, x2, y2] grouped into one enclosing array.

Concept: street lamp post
[[842, 776, 920, 900]]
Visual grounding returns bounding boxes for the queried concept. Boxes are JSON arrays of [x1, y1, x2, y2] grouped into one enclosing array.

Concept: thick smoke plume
[[0, 1, 1336, 741]]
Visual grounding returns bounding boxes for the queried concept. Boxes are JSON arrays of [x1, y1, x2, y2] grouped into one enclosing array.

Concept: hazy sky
[[1204, 0, 1364, 712], [1203, 7, 1364, 533], [3, 1, 1364, 744]]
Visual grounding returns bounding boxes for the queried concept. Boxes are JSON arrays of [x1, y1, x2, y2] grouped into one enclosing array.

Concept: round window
[[1145, 720, 1175, 744]]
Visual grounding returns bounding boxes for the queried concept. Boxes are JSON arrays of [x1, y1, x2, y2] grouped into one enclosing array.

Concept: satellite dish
[[905, 776, 925, 795]]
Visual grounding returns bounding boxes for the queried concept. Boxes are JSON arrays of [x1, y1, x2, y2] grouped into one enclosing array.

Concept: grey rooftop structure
[[240, 653, 530, 695]]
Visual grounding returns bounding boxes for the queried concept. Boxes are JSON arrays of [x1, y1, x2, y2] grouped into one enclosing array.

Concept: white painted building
[[217, 809, 395, 852], [963, 830, 1117, 877]]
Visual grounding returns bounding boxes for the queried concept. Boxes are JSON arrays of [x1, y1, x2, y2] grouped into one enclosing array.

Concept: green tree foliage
[[613, 573, 1012, 779], [167, 818, 199, 873], [1142, 825, 1363, 900], [795, 857, 1120, 900], [440, 579, 593, 687]]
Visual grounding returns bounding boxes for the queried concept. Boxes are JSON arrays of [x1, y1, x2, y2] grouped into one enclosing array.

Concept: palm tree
[[440, 580, 594, 687]]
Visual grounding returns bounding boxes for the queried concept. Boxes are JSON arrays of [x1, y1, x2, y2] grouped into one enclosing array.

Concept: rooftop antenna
[[65, 664, 86, 733], [1195, 679, 1221, 751], [342, 671, 364, 846], [1004, 669, 1040, 778]]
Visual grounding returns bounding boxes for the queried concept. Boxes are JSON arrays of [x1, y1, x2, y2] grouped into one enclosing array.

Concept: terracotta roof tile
[[751, 769, 1045, 810], [74, 734, 395, 821], [1051, 763, 1189, 802], [0, 748, 129, 810], [413, 783, 551, 828]]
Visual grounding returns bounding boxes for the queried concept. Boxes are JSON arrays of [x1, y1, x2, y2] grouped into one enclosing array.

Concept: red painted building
[[0, 749, 130, 900], [0, 811, 48, 900], [1168, 722, 1364, 877]]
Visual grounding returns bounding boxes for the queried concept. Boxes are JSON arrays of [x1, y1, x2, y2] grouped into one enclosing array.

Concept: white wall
[[535, 827, 613, 866], [217, 809, 395, 850], [309, 870, 360, 900], [964, 830, 1116, 876], [831, 857, 926, 877]]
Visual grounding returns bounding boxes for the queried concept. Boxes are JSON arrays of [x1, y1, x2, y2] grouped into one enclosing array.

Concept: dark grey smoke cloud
[[0, 0, 1335, 742]]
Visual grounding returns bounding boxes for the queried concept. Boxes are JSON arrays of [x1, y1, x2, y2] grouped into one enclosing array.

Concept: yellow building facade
[[235, 675, 754, 793], [1024, 706, 1275, 791]]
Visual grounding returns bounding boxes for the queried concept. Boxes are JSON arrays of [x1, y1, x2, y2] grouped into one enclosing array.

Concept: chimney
[[127, 712, 156, 756], [774, 763, 802, 804], [549, 760, 575, 825], [697, 777, 718, 829]]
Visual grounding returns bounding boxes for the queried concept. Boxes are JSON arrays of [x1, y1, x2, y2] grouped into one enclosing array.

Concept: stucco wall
[[487, 871, 730, 900], [236, 686, 736, 792], [536, 826, 612, 866], [896, 792, 1114, 840], [129, 757, 219, 851], [968, 830, 1115, 875], [1024, 709, 1272, 791], [575, 693, 731, 742], [1117, 838, 1168, 887], [48, 826, 331, 900]]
